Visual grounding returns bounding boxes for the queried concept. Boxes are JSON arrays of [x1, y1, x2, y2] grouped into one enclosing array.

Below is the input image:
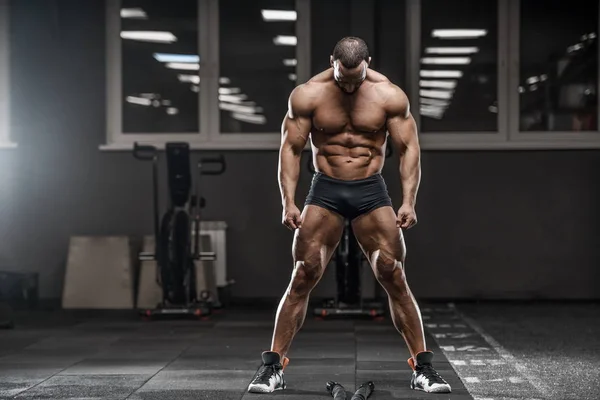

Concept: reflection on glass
[[219, 0, 296, 133], [121, 0, 199, 133], [520, 0, 598, 132], [420, 0, 497, 132]]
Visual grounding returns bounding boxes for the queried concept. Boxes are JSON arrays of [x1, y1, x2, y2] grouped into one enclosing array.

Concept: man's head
[[330, 37, 371, 93]]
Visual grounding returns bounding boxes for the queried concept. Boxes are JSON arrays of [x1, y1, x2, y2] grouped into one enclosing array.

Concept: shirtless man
[[247, 37, 451, 394]]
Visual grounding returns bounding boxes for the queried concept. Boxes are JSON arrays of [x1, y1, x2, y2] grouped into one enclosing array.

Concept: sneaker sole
[[247, 385, 285, 394], [411, 385, 452, 394]]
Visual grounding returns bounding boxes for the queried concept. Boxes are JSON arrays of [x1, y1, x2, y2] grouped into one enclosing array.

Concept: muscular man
[[247, 37, 451, 394]]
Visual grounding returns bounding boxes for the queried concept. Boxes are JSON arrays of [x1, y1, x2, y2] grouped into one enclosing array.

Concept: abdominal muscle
[[310, 130, 387, 181]]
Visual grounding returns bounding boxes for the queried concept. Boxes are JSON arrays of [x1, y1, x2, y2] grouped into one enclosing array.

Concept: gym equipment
[[326, 381, 375, 400], [133, 142, 225, 318], [310, 144, 393, 319], [63, 237, 135, 309]]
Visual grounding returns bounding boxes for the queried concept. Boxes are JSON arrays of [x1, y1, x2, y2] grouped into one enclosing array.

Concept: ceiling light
[[273, 35, 297, 46], [120, 31, 177, 43], [219, 94, 248, 104], [420, 70, 463, 78], [120, 8, 147, 19], [126, 96, 151, 106], [288, 73, 297, 81], [283, 58, 297, 67], [425, 47, 479, 54], [219, 87, 242, 95], [420, 89, 454, 100], [166, 107, 179, 115], [219, 77, 231, 85], [261, 10, 297, 21], [431, 29, 487, 39], [420, 98, 450, 107], [420, 80, 457, 89], [421, 57, 471, 65], [232, 112, 267, 125], [165, 63, 200, 71], [178, 74, 200, 85], [219, 102, 261, 114], [153, 53, 200, 63]]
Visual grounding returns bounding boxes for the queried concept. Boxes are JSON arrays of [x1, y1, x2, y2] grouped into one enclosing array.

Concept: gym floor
[[0, 302, 598, 400]]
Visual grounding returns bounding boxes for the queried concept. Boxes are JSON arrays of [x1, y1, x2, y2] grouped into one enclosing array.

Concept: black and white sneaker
[[409, 351, 452, 393], [247, 351, 288, 393]]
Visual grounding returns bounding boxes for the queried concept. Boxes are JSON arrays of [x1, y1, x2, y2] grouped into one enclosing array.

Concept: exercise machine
[[133, 142, 225, 318], [309, 144, 393, 319]]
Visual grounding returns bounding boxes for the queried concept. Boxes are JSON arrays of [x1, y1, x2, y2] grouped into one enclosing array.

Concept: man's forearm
[[278, 147, 301, 206], [400, 145, 421, 207]]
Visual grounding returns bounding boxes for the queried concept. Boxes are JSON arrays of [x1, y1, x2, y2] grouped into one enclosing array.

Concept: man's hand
[[282, 204, 303, 230], [397, 204, 417, 229]]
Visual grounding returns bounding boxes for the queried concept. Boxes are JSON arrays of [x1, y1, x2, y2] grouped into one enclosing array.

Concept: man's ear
[[367, 57, 372, 66], [330, 55, 334, 67]]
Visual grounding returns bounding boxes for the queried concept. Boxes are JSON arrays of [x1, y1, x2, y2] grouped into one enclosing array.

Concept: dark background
[[1, 0, 599, 302]]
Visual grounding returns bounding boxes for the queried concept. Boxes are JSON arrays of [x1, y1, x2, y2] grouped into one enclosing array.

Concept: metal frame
[[507, 0, 600, 146], [103, 0, 600, 151], [0, 0, 16, 149]]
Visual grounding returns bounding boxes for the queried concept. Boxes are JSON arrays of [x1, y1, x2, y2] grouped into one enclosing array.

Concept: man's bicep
[[281, 112, 310, 153], [387, 112, 419, 152]]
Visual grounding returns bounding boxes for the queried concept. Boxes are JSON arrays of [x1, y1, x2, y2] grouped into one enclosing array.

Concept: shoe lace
[[418, 365, 446, 384], [255, 364, 276, 382]]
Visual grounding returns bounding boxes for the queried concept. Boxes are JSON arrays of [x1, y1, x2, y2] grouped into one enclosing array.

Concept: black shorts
[[304, 172, 393, 220]]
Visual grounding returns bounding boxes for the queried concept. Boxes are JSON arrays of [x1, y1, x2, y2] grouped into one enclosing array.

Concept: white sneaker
[[409, 351, 452, 393], [247, 351, 288, 393]]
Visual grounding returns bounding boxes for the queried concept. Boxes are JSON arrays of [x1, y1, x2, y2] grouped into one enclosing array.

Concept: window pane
[[519, 0, 598, 132], [219, 0, 296, 133], [310, 0, 351, 76], [420, 0, 498, 132], [121, 0, 199, 133]]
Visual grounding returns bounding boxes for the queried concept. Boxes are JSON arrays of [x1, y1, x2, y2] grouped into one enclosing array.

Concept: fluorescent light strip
[[425, 47, 479, 55], [126, 96, 152, 106], [178, 74, 200, 85], [219, 87, 242, 95], [526, 76, 539, 85], [432, 29, 487, 39], [121, 31, 177, 43], [232, 112, 267, 125], [273, 35, 297, 46], [283, 58, 297, 67], [153, 53, 199, 63], [120, 8, 147, 19], [420, 89, 454, 100], [420, 98, 450, 107], [420, 70, 463, 78], [261, 9, 297, 21], [288, 73, 297, 81], [421, 57, 471, 65], [166, 63, 200, 71], [219, 102, 261, 114], [166, 107, 179, 115], [219, 77, 231, 85], [219, 94, 248, 104], [420, 80, 457, 89]]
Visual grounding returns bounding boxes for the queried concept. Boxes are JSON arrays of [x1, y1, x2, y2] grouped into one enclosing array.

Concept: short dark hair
[[332, 37, 370, 69]]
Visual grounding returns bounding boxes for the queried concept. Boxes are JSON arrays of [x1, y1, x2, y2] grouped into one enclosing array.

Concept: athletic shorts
[[304, 172, 393, 220]]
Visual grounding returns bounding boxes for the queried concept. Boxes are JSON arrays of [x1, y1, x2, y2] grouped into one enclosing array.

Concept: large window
[[419, 0, 498, 133], [121, 0, 200, 134], [518, 0, 598, 133], [105, 0, 600, 150], [0, 0, 15, 149], [219, 0, 296, 133]]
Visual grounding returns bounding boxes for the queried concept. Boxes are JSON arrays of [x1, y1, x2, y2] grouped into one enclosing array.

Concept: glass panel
[[420, 0, 498, 132], [519, 0, 598, 132], [310, 0, 352, 76], [121, 0, 199, 133], [219, 0, 296, 133], [376, 0, 407, 93]]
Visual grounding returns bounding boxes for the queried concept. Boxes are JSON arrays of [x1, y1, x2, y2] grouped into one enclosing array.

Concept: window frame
[[102, 0, 310, 151], [0, 0, 16, 150], [103, 0, 600, 151], [507, 0, 600, 148]]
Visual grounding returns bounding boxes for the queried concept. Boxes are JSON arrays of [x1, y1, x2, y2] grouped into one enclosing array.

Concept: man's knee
[[288, 252, 323, 297], [372, 249, 406, 285]]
